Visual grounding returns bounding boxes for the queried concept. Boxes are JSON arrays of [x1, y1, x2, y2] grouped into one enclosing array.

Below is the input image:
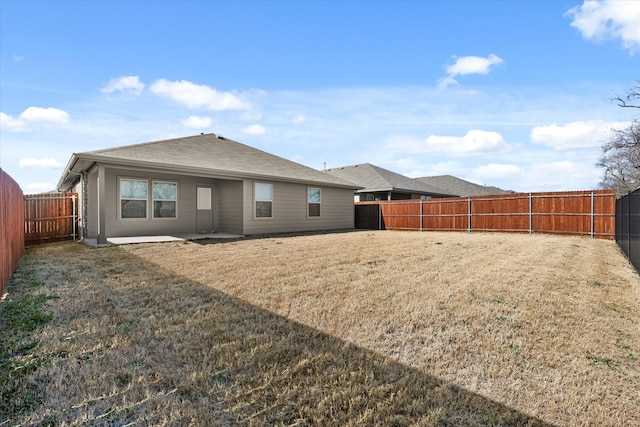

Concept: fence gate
[[24, 192, 78, 246]]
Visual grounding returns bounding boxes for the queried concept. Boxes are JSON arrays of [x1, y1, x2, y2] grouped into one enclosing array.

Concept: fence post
[[529, 193, 533, 235], [378, 200, 382, 230], [629, 194, 632, 261], [419, 199, 423, 232], [467, 197, 472, 233], [590, 192, 595, 238]]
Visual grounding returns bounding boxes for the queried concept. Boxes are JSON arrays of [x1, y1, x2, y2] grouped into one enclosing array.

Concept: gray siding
[[217, 180, 244, 234], [243, 179, 354, 235], [82, 166, 353, 239], [84, 167, 232, 238], [87, 168, 99, 238]]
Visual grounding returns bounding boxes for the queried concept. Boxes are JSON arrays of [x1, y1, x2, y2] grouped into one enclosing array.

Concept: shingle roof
[[324, 163, 456, 196], [58, 133, 360, 190], [416, 175, 513, 196]]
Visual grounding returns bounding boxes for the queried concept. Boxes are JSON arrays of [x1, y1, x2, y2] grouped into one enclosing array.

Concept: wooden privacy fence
[[25, 192, 78, 246], [356, 190, 616, 239], [1, 169, 25, 297], [616, 188, 640, 273]]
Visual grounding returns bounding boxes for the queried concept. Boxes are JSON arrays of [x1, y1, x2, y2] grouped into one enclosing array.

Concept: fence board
[[24, 193, 78, 246], [1, 169, 25, 297], [356, 190, 616, 239]]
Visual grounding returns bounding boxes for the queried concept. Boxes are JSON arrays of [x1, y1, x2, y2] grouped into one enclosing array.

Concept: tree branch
[[612, 82, 640, 108]]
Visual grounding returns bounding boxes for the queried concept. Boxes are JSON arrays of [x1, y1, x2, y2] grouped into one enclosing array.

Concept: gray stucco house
[[57, 133, 360, 244]]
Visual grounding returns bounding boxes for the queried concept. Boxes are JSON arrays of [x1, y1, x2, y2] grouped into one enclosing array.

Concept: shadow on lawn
[[11, 243, 555, 426], [191, 228, 366, 245]]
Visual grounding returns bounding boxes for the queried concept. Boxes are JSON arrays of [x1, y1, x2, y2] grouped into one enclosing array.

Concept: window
[[120, 179, 148, 219], [255, 183, 273, 218], [308, 187, 321, 217], [153, 181, 177, 218]]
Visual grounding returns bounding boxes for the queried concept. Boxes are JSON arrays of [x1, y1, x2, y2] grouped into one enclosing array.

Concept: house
[[323, 163, 456, 201], [416, 175, 513, 196], [57, 133, 361, 244]]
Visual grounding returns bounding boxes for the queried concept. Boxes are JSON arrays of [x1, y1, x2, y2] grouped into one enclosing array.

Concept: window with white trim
[[120, 179, 148, 219], [308, 187, 321, 217], [153, 181, 177, 218], [255, 183, 273, 218]]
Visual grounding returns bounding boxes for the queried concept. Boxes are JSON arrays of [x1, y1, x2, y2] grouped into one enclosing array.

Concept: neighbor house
[[57, 133, 361, 244], [416, 175, 513, 196], [324, 163, 456, 201]]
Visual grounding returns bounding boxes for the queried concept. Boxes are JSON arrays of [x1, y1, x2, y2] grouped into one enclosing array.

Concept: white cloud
[[0, 112, 26, 131], [566, 0, 640, 52], [101, 75, 145, 95], [24, 182, 56, 194], [242, 124, 266, 135], [392, 130, 509, 157], [530, 160, 599, 190], [20, 107, 70, 123], [473, 163, 522, 179], [12, 54, 24, 62], [181, 116, 212, 129], [293, 114, 306, 124], [149, 79, 251, 110], [438, 54, 504, 88], [19, 158, 63, 169], [2, 107, 70, 131], [530, 120, 630, 150]]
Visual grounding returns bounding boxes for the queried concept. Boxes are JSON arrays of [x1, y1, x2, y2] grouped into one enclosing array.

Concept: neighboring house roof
[[58, 133, 361, 191], [416, 175, 513, 196], [324, 163, 456, 197]]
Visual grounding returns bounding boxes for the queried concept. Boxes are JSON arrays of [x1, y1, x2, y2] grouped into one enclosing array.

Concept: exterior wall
[[86, 168, 99, 238], [217, 180, 244, 234], [84, 166, 242, 238], [242, 179, 355, 235], [82, 164, 354, 239]]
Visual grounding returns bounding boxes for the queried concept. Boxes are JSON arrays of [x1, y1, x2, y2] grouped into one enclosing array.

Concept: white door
[[196, 187, 213, 233]]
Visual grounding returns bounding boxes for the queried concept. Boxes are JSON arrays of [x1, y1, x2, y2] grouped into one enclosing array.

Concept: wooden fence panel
[[24, 193, 78, 246], [421, 198, 468, 231], [1, 169, 25, 297], [355, 190, 616, 239], [380, 201, 420, 230], [471, 194, 530, 233]]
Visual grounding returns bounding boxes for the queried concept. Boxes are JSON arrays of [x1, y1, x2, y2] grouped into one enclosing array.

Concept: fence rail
[[356, 190, 616, 239], [1, 169, 25, 297], [616, 189, 640, 273], [25, 193, 78, 246]]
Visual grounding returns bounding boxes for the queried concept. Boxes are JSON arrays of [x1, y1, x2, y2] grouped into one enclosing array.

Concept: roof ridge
[[86, 133, 219, 155]]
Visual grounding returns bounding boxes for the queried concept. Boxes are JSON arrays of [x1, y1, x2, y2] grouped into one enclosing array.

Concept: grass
[[1, 230, 639, 426], [0, 263, 55, 419]]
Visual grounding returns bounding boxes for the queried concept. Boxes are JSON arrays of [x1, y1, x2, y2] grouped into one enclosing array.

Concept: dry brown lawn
[[3, 230, 639, 426]]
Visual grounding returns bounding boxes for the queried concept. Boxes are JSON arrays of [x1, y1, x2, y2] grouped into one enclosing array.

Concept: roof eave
[[62, 153, 363, 190]]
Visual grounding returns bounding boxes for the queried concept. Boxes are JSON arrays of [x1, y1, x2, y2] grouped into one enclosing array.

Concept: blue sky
[[1, 0, 639, 194]]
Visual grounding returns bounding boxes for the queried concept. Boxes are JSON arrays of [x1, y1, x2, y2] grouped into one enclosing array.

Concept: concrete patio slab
[[81, 232, 245, 247]]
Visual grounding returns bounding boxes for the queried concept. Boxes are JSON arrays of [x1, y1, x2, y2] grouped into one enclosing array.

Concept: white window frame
[[307, 187, 321, 218], [119, 178, 148, 220], [255, 182, 273, 219], [152, 181, 178, 219]]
